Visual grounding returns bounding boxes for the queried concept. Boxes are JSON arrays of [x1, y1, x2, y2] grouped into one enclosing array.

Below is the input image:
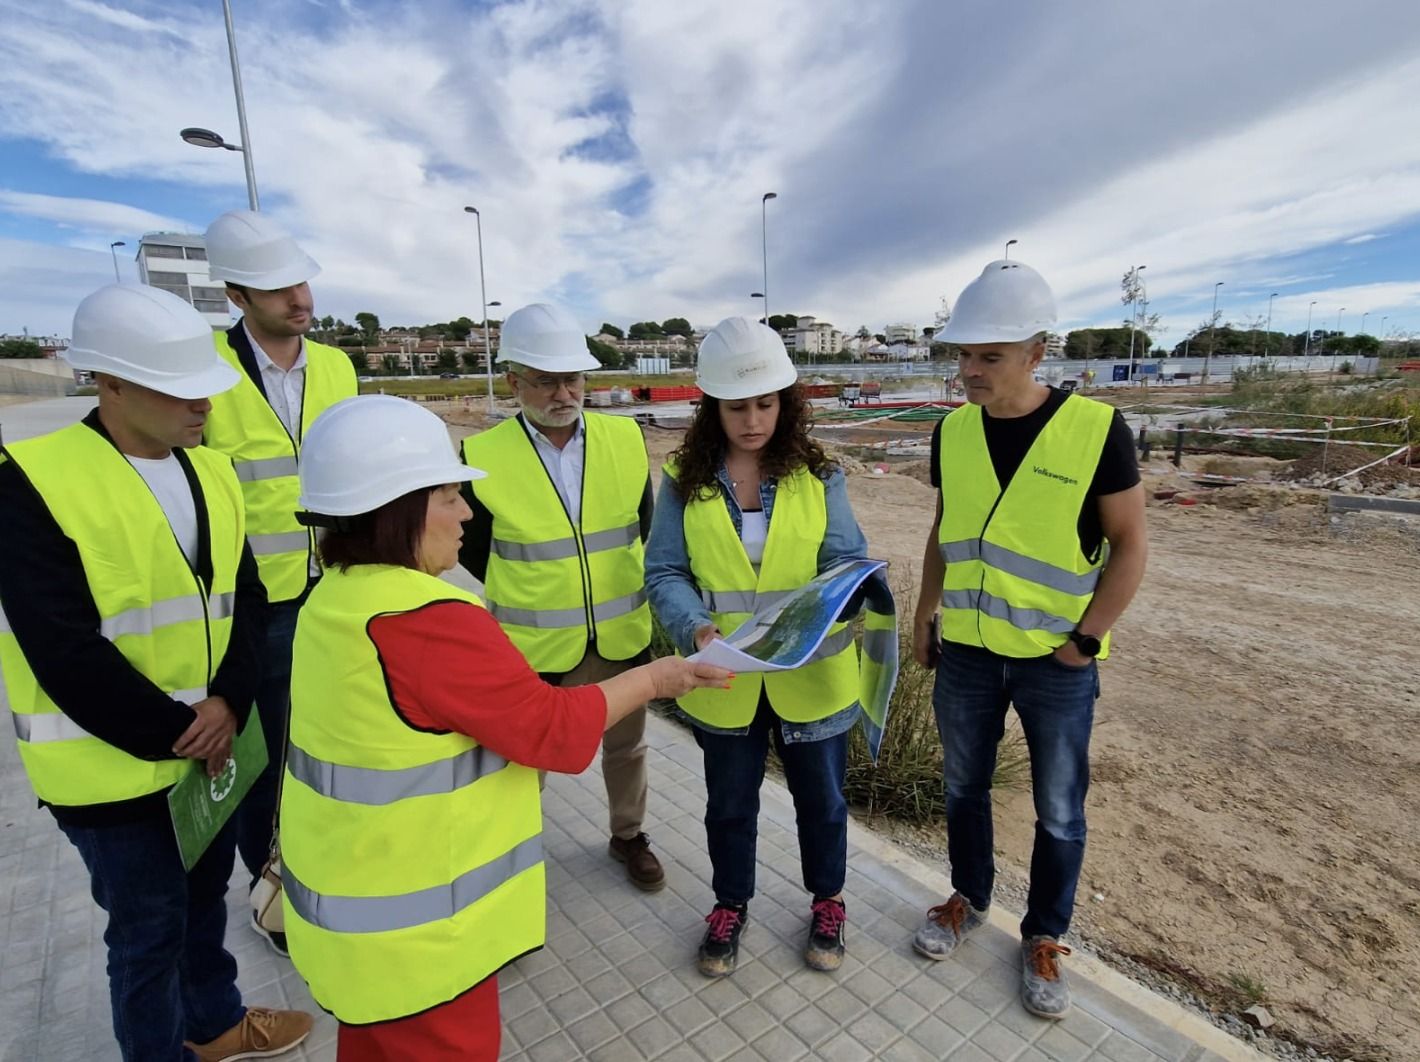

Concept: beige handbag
[[250, 844, 284, 935]]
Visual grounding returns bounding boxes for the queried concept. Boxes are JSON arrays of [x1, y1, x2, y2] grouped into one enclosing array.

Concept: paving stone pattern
[[1, 714, 1238, 1061]]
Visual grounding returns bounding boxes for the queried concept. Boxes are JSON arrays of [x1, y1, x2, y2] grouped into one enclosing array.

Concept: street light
[[1330, 306, 1346, 377], [1004, 238, 1018, 260], [108, 241, 125, 283], [1204, 281, 1223, 386], [1265, 292, 1278, 358], [1126, 265, 1146, 383], [761, 192, 777, 325], [1360, 311, 1370, 336], [462, 206, 496, 415], [1381, 315, 1389, 340], [1304, 300, 1317, 358], [180, 127, 259, 211], [750, 292, 765, 323]]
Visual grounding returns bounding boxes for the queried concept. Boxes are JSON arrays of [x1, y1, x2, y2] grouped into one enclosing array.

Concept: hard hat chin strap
[[296, 510, 357, 532]]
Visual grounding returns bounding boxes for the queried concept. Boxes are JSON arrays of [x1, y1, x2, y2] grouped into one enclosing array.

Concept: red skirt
[[335, 975, 500, 1061]]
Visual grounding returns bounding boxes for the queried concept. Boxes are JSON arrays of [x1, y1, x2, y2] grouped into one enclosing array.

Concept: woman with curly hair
[[645, 317, 876, 978]]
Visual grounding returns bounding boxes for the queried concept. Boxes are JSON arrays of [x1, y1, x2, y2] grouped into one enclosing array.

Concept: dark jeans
[[692, 692, 849, 905], [57, 815, 245, 1062], [932, 641, 1099, 939], [236, 597, 301, 883]]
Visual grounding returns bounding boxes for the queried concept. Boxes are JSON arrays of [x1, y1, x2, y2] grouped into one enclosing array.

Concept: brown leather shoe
[[185, 1006, 314, 1061], [609, 832, 666, 891]]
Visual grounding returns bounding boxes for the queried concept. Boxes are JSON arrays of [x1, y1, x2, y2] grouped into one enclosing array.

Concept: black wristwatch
[[1067, 629, 1102, 657]]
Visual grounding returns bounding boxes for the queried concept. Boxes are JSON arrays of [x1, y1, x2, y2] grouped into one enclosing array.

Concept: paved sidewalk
[[1, 713, 1258, 1062]]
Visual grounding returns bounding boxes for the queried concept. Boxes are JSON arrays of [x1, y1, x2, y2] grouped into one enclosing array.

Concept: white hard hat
[[695, 316, 797, 400], [298, 395, 486, 519], [64, 285, 240, 400], [496, 302, 600, 372], [938, 259, 1057, 345], [204, 210, 321, 291]]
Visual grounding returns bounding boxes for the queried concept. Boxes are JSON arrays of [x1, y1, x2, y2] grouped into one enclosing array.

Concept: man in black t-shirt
[[908, 260, 1148, 1022]]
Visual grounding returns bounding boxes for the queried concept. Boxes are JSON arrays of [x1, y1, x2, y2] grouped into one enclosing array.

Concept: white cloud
[[2, 0, 1420, 338], [0, 190, 189, 236]]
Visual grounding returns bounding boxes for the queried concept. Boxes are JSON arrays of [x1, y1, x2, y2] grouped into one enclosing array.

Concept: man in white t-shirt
[[0, 285, 312, 1062]]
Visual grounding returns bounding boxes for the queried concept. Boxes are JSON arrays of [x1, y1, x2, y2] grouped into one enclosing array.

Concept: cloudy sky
[[3, 0, 1419, 345]]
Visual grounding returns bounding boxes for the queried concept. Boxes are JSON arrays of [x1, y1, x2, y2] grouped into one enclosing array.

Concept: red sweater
[[336, 600, 607, 1060]]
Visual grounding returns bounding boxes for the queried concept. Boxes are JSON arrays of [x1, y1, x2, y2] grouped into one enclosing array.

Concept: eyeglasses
[[516, 373, 586, 393]]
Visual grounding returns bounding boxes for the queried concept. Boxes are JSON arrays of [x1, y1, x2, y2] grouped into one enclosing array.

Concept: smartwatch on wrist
[[1067, 629, 1102, 658]]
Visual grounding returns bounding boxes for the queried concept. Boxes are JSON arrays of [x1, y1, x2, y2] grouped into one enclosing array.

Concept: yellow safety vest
[[937, 394, 1114, 658], [205, 332, 357, 602], [281, 565, 544, 1025], [0, 424, 242, 805], [463, 414, 651, 672], [672, 464, 860, 728]]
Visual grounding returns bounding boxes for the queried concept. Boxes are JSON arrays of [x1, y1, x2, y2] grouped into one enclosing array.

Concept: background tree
[[661, 317, 692, 338], [354, 312, 381, 340], [1064, 327, 1150, 360], [0, 338, 42, 358], [380, 354, 400, 374], [766, 313, 799, 332], [599, 323, 625, 340], [436, 351, 459, 373], [346, 350, 368, 372], [461, 351, 482, 372], [628, 321, 664, 339], [855, 325, 872, 340], [587, 336, 625, 368]]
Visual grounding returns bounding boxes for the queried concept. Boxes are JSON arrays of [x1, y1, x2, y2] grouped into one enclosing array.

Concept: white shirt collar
[[244, 321, 307, 374], [522, 413, 584, 450]]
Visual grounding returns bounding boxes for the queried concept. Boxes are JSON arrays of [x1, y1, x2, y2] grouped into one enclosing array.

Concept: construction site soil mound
[[452, 413, 1420, 1060], [1277, 446, 1420, 493]]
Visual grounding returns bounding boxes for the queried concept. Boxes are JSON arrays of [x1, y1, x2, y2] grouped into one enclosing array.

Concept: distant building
[[884, 323, 917, 345], [0, 333, 67, 357], [1044, 332, 1066, 358], [784, 315, 843, 359], [135, 233, 230, 329]]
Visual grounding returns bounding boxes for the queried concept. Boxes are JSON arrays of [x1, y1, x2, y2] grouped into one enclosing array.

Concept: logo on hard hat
[[735, 359, 771, 378]]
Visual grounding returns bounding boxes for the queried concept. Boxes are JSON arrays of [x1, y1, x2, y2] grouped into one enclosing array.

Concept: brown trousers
[[543, 649, 649, 840]]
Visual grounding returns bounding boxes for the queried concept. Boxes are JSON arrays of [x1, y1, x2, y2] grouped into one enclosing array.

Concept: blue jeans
[[692, 693, 849, 905], [932, 641, 1099, 939], [236, 597, 301, 882], [57, 815, 245, 1061]]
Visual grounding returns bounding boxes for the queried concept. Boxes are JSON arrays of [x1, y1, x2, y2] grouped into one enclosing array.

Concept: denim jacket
[[644, 463, 871, 743]]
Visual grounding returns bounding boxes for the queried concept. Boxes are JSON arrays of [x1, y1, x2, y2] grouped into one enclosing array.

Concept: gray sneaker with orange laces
[[1021, 935, 1073, 1019], [911, 891, 989, 960]]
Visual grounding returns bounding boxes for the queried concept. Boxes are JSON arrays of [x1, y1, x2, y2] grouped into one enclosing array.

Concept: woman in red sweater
[[279, 396, 729, 1061]]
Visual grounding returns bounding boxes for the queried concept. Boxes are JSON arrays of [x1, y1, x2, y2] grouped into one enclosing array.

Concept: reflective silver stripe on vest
[[13, 711, 93, 743], [940, 588, 1077, 635], [591, 589, 646, 623], [284, 833, 544, 934], [0, 599, 10, 634], [939, 539, 1100, 597], [208, 591, 236, 622], [492, 521, 639, 564], [862, 626, 896, 665], [806, 625, 855, 663], [491, 589, 646, 630], [699, 588, 793, 614], [248, 530, 310, 556], [234, 456, 300, 483], [100, 595, 204, 641], [287, 743, 510, 806], [11, 687, 206, 740]]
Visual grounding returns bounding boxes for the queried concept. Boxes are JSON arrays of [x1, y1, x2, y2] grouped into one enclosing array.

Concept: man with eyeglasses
[[459, 303, 664, 891]]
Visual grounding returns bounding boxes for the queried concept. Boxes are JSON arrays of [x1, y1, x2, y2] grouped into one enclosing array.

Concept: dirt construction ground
[[450, 405, 1420, 1060]]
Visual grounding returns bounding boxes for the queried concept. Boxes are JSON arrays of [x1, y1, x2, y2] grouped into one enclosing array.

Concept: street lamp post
[[220, 0, 259, 211], [750, 292, 764, 322], [1331, 307, 1345, 378], [1004, 238, 1018, 260], [761, 192, 777, 325], [1126, 265, 1146, 384], [179, 127, 258, 211], [462, 207, 497, 415], [1304, 300, 1317, 358], [1265, 292, 1278, 359], [1203, 281, 1223, 386], [1360, 311, 1370, 336], [109, 241, 125, 283], [1381, 315, 1389, 341]]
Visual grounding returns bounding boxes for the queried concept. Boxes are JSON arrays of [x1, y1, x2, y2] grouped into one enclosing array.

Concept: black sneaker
[[251, 909, 289, 958], [697, 902, 747, 977], [805, 897, 846, 971]]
